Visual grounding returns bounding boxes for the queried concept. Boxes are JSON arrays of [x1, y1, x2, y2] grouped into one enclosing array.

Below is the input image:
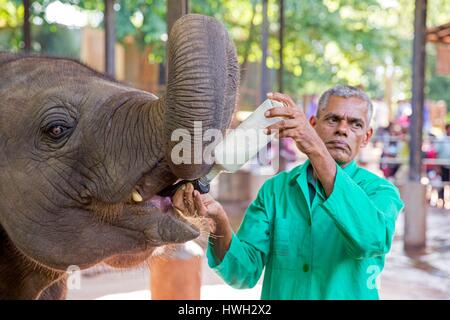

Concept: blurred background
[[1, 0, 449, 299]]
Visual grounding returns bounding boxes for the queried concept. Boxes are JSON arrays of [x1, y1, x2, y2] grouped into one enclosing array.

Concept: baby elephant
[[0, 14, 238, 299]]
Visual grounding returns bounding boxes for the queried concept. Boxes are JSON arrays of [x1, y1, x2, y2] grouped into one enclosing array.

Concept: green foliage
[[187, 0, 415, 99], [0, 0, 449, 105], [33, 24, 81, 58], [0, 0, 23, 50]]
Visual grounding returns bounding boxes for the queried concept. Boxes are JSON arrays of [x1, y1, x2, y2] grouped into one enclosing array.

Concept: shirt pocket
[[273, 218, 289, 255], [271, 218, 302, 270]]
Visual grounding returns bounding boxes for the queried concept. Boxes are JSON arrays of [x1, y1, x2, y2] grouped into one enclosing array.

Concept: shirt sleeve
[[206, 182, 272, 289], [322, 164, 404, 259]]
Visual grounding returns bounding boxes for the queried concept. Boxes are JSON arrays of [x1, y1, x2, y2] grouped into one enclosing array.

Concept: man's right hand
[[172, 183, 230, 235], [172, 182, 233, 262]]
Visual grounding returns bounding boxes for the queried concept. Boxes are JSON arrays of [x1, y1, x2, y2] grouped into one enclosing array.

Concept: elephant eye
[[46, 124, 70, 139]]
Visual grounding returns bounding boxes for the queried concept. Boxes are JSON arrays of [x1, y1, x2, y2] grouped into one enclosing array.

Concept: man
[[437, 124, 450, 199], [173, 85, 404, 299]]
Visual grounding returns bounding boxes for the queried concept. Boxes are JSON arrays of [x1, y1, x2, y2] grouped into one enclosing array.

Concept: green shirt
[[206, 160, 404, 300]]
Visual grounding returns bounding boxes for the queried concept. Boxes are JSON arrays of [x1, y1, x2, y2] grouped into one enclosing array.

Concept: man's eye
[[352, 122, 363, 129], [47, 125, 68, 139]]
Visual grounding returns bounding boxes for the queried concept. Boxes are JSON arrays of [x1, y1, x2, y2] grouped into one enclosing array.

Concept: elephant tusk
[[132, 190, 143, 203]]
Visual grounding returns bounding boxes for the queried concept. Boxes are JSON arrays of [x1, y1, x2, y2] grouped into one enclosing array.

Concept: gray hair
[[317, 85, 373, 124]]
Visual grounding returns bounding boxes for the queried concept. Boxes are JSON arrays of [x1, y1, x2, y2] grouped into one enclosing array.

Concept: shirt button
[[303, 264, 310, 272]]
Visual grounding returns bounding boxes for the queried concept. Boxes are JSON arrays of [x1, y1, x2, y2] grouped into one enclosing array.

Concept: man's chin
[[329, 151, 352, 166]]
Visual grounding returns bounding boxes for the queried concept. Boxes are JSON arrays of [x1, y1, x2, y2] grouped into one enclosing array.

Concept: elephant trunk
[[164, 14, 239, 180]]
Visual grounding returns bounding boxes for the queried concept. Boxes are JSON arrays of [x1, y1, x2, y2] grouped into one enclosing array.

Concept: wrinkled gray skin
[[0, 14, 239, 299]]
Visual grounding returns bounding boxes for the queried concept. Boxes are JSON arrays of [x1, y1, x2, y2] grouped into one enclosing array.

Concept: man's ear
[[360, 127, 374, 148], [309, 116, 317, 127]]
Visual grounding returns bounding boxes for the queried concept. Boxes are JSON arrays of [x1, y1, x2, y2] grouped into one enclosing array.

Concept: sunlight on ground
[[96, 285, 261, 300]]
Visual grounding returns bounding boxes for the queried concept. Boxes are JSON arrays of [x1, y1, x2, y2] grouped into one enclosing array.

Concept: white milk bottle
[[205, 99, 285, 181]]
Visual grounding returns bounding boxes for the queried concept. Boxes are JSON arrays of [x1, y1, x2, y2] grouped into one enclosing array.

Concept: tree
[[0, 0, 24, 51], [1, 0, 448, 109]]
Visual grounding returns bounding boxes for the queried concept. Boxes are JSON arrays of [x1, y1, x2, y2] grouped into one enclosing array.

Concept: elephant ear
[[164, 14, 240, 180]]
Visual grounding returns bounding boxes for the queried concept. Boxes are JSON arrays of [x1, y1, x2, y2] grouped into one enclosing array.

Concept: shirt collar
[[306, 164, 316, 186]]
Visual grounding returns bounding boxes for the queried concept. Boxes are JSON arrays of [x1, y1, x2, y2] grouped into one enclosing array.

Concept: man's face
[[310, 96, 373, 166]]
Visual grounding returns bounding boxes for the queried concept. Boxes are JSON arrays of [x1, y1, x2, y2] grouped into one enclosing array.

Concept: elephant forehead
[[0, 57, 123, 95], [2, 58, 84, 84]]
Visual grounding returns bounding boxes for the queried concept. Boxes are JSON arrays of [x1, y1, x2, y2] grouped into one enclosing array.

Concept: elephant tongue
[[148, 195, 172, 213]]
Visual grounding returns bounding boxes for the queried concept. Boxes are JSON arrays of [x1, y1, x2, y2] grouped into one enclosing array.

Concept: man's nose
[[335, 121, 349, 136]]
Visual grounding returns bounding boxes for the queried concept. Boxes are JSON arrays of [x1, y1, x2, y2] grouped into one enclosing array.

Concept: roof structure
[[427, 22, 450, 44]]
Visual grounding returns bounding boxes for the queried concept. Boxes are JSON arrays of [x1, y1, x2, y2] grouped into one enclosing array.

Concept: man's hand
[[172, 183, 230, 235], [264, 92, 325, 157], [172, 183, 233, 262]]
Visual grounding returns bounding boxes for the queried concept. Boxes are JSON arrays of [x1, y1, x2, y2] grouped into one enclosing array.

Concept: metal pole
[[23, 0, 31, 52], [278, 0, 284, 93], [277, 0, 287, 173], [409, 0, 427, 182], [104, 0, 116, 77], [404, 0, 427, 253], [165, 0, 189, 85], [167, 0, 189, 36], [260, 0, 269, 103]]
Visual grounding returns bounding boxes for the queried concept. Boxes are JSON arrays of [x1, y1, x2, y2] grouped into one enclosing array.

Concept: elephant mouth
[[110, 174, 202, 246], [99, 189, 201, 269], [128, 173, 178, 215], [75, 178, 201, 271], [126, 195, 200, 244], [139, 194, 174, 214]]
